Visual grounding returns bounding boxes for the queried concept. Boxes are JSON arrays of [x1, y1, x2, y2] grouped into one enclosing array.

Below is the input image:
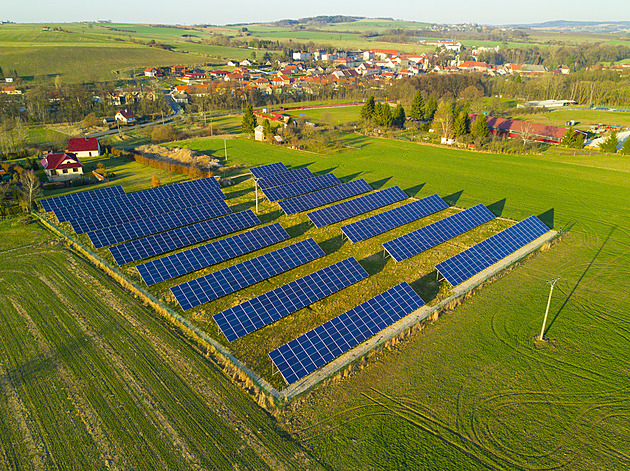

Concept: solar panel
[[307, 186, 408, 228], [269, 282, 425, 384], [171, 238, 325, 310], [53, 179, 223, 222], [262, 173, 341, 202], [341, 194, 449, 243], [278, 179, 373, 215], [214, 257, 368, 342], [436, 215, 550, 286], [250, 162, 288, 179], [41, 185, 126, 212], [382, 204, 495, 262], [88, 199, 231, 248], [109, 210, 260, 266], [136, 223, 290, 286], [256, 168, 314, 190]]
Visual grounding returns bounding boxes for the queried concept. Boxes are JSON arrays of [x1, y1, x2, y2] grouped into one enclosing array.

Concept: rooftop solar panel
[[88, 199, 231, 249], [214, 257, 369, 342], [250, 162, 288, 179], [171, 238, 325, 310], [278, 179, 373, 215], [41, 185, 126, 212], [136, 223, 290, 286], [341, 194, 449, 243], [262, 173, 341, 202], [436, 215, 550, 286], [256, 167, 314, 190], [307, 186, 408, 228], [109, 210, 260, 266], [269, 282, 425, 384], [382, 204, 495, 262]]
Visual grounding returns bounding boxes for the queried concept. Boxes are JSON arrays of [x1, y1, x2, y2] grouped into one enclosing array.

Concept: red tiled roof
[[117, 109, 136, 119], [459, 61, 490, 69], [370, 48, 399, 56], [471, 114, 567, 142], [68, 137, 99, 152], [40, 152, 83, 170]]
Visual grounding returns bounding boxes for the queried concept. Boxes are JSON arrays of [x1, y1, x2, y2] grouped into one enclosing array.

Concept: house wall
[[46, 167, 84, 182]]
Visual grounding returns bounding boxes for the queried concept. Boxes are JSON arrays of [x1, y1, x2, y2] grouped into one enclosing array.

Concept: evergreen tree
[[560, 125, 577, 147], [454, 109, 471, 138], [360, 96, 375, 123], [600, 130, 619, 153], [471, 114, 490, 142], [424, 96, 438, 121], [409, 90, 425, 120], [241, 104, 256, 135], [262, 118, 272, 140], [380, 103, 393, 127], [373, 101, 383, 125], [621, 137, 630, 155], [392, 104, 406, 128]]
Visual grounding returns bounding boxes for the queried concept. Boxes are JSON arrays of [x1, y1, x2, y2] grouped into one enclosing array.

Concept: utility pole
[[539, 278, 560, 341], [254, 180, 259, 213], [224, 139, 227, 164]]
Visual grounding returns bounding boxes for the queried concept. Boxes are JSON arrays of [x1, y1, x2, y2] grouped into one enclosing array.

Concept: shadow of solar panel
[[436, 215, 550, 286], [341, 194, 449, 243], [136, 223, 290, 286], [109, 210, 260, 266], [383, 204, 495, 262], [269, 282, 425, 384], [41, 185, 126, 212], [262, 174, 341, 202], [213, 257, 369, 342], [250, 162, 288, 179], [278, 179, 373, 215], [54, 184, 224, 222], [88, 199, 231, 248], [307, 186, 408, 228], [172, 238, 325, 310], [256, 167, 314, 190]]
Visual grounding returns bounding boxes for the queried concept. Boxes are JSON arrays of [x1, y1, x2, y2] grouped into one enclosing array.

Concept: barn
[[67, 137, 100, 158]]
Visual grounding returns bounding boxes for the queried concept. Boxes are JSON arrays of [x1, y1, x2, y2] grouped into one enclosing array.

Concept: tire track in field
[[65, 255, 302, 471], [7, 297, 123, 471], [35, 272, 205, 471]]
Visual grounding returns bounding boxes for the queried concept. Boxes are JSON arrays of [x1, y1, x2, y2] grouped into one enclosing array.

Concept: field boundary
[[32, 210, 558, 405]]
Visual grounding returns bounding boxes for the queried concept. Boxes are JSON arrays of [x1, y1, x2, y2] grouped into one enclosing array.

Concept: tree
[[241, 104, 256, 135], [373, 101, 383, 125], [409, 90, 425, 120], [81, 112, 100, 129], [151, 175, 161, 188], [424, 96, 438, 121], [360, 96, 375, 123], [380, 103, 393, 127], [151, 125, 177, 143], [621, 137, 630, 155], [560, 125, 584, 149], [262, 118, 272, 140], [20, 170, 42, 211], [454, 109, 471, 138], [600, 130, 619, 153], [392, 104, 406, 128], [471, 114, 490, 142], [432, 101, 454, 138]]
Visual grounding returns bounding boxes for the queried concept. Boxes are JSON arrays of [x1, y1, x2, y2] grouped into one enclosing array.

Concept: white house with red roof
[[67, 137, 100, 158], [40, 152, 84, 182], [115, 109, 136, 125], [144, 67, 158, 77]]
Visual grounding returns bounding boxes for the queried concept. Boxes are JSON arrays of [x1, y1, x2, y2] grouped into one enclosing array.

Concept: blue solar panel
[[250, 162, 288, 179], [136, 223, 290, 286], [341, 194, 449, 243], [436, 216, 550, 286], [88, 199, 231, 249], [269, 282, 425, 384], [171, 238, 325, 310], [383, 204, 495, 262], [278, 179, 373, 215], [256, 168, 314, 190], [41, 185, 126, 212], [262, 174, 341, 202], [214, 257, 369, 342], [109, 210, 260, 266], [307, 186, 408, 228]]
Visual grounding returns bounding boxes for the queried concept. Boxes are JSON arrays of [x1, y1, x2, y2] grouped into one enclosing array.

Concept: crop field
[[281, 105, 362, 126], [0, 223, 323, 470], [518, 108, 630, 129]]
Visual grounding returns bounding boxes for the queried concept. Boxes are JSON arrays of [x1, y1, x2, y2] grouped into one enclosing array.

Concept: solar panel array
[[250, 162, 288, 179], [307, 186, 408, 228], [109, 210, 260, 266], [256, 167, 314, 190], [171, 238, 325, 311], [69, 194, 211, 234], [262, 173, 341, 202], [269, 282, 425, 384], [341, 194, 449, 243], [88, 199, 231, 248], [436, 215, 550, 286], [278, 179, 373, 215], [383, 204, 495, 262], [53, 178, 223, 222], [214, 257, 369, 342], [137, 223, 290, 286], [41, 185, 126, 212]]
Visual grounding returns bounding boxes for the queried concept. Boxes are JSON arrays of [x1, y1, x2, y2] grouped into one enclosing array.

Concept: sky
[[3, 0, 630, 26]]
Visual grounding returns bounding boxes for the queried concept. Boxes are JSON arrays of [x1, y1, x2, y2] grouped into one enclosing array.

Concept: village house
[[115, 109, 136, 125], [40, 152, 84, 182], [144, 67, 158, 77], [67, 137, 100, 158]]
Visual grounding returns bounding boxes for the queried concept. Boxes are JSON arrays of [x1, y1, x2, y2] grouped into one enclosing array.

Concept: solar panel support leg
[[255, 180, 259, 213]]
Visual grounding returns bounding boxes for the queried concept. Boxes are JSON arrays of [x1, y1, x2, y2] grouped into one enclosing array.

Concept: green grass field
[[518, 108, 630, 129]]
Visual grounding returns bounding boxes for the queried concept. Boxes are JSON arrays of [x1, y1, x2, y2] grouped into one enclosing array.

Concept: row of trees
[[359, 97, 406, 128]]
